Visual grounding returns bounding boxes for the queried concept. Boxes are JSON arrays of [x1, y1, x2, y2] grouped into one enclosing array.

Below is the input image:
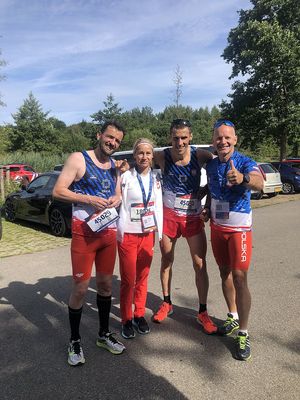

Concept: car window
[[46, 175, 59, 189], [8, 166, 20, 172], [259, 163, 278, 173], [290, 163, 300, 169], [28, 175, 50, 190], [23, 166, 35, 172]]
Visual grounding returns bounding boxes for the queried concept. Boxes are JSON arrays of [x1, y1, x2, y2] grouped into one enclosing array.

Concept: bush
[[0, 151, 69, 173]]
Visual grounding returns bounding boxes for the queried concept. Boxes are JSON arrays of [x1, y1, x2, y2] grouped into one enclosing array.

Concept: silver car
[[251, 162, 282, 200]]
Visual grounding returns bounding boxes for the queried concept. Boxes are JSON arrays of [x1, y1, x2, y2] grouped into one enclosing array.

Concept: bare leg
[[220, 268, 238, 314], [69, 279, 90, 309], [159, 234, 177, 297], [232, 269, 251, 330], [186, 230, 208, 304]]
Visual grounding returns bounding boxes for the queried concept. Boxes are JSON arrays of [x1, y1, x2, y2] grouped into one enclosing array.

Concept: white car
[[251, 162, 282, 200]]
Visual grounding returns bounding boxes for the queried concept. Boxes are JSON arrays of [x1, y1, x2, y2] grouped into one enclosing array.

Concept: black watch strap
[[242, 173, 250, 184]]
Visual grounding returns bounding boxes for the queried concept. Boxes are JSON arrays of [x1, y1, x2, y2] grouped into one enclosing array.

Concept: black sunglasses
[[213, 119, 235, 129], [171, 119, 192, 128]]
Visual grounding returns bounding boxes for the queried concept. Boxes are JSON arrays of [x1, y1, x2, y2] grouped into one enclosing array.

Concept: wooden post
[[0, 166, 4, 202]]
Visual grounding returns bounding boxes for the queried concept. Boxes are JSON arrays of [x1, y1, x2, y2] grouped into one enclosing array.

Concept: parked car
[[251, 162, 282, 200], [4, 171, 72, 236], [53, 164, 64, 171], [2, 163, 38, 183], [271, 161, 300, 194]]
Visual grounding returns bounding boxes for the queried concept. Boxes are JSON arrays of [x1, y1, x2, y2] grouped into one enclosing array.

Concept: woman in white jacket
[[117, 138, 163, 339]]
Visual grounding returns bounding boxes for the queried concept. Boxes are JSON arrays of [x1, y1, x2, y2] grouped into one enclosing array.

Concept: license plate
[[274, 187, 281, 192]]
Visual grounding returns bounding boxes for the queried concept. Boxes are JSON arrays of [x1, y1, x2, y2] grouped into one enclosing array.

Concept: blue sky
[[0, 0, 251, 125]]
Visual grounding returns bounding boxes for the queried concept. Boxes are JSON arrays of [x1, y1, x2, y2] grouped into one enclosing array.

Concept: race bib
[[130, 202, 154, 222], [174, 194, 199, 214], [140, 209, 157, 232], [86, 207, 119, 232], [215, 201, 229, 220]]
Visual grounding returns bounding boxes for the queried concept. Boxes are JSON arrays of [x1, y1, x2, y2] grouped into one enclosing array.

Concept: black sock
[[199, 304, 207, 314], [97, 294, 111, 336], [68, 306, 83, 341], [163, 295, 172, 305]]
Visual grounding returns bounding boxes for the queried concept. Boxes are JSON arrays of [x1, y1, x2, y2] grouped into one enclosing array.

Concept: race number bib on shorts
[[130, 202, 154, 222], [86, 207, 119, 232], [174, 194, 199, 214]]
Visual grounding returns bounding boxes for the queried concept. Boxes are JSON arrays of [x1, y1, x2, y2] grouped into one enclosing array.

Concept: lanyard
[[136, 170, 153, 208]]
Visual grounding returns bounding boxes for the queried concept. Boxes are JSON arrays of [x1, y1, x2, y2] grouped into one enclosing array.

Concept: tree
[[91, 93, 123, 125], [0, 48, 7, 107], [10, 92, 60, 152], [221, 0, 300, 159], [172, 64, 183, 108], [0, 125, 11, 153]]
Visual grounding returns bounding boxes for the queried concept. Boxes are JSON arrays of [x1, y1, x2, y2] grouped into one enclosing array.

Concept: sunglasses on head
[[213, 119, 235, 129], [171, 118, 192, 128]]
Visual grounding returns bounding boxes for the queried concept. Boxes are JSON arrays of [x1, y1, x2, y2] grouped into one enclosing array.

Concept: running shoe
[[96, 332, 125, 355], [153, 302, 173, 323], [121, 320, 136, 339], [68, 339, 85, 366], [218, 313, 240, 336], [133, 316, 150, 334], [197, 311, 217, 334], [235, 332, 251, 361]]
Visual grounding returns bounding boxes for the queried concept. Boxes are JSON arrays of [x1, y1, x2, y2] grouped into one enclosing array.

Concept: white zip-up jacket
[[117, 168, 163, 242]]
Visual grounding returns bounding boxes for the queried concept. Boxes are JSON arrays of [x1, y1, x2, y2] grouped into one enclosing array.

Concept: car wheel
[[49, 208, 67, 236], [282, 182, 294, 194], [267, 192, 278, 198], [5, 200, 16, 222], [251, 191, 263, 200]]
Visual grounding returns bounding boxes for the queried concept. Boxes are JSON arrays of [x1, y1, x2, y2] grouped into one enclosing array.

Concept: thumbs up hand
[[226, 159, 243, 185]]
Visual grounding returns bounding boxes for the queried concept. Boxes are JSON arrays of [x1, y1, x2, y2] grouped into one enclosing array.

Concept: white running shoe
[[68, 339, 85, 366], [96, 332, 125, 355]]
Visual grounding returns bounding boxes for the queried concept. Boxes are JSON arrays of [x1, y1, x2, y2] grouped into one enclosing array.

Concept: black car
[[271, 162, 300, 194], [4, 171, 72, 236]]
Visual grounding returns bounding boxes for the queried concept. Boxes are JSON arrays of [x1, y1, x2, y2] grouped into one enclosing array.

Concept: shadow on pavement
[[0, 274, 236, 399]]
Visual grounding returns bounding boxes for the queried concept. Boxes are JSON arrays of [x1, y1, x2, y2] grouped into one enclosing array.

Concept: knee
[[97, 282, 112, 296], [72, 283, 88, 300], [219, 268, 231, 281], [161, 253, 174, 267], [232, 272, 247, 290], [193, 258, 206, 272]]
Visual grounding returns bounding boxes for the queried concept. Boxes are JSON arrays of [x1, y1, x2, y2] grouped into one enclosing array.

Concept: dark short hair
[[101, 120, 126, 136], [170, 118, 192, 134]]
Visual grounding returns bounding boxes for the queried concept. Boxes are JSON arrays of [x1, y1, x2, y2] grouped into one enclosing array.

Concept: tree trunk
[[280, 130, 287, 161]]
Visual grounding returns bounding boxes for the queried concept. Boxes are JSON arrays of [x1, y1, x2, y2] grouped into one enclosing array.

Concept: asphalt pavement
[[0, 200, 299, 400]]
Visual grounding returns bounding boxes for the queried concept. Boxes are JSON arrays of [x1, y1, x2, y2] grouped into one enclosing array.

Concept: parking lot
[[0, 199, 299, 399]]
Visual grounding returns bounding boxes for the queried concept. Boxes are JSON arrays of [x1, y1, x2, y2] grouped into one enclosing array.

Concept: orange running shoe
[[197, 311, 217, 334], [153, 302, 173, 323]]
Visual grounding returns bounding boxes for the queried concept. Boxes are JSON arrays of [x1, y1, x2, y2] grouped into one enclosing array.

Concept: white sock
[[238, 329, 248, 335], [230, 312, 239, 320]]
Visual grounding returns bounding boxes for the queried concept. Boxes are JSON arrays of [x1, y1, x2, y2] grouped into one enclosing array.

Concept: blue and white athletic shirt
[[162, 146, 202, 216], [71, 151, 117, 235], [206, 151, 260, 232]]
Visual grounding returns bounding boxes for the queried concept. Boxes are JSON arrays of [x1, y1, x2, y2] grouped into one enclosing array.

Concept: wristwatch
[[242, 173, 250, 185]]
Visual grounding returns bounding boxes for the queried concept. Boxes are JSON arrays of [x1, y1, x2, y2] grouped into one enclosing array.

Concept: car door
[[18, 175, 52, 223]]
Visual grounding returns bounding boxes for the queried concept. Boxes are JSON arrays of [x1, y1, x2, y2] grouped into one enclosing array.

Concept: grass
[[0, 219, 70, 258]]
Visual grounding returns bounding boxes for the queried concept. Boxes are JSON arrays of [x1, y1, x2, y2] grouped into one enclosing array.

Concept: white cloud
[[0, 0, 251, 124]]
